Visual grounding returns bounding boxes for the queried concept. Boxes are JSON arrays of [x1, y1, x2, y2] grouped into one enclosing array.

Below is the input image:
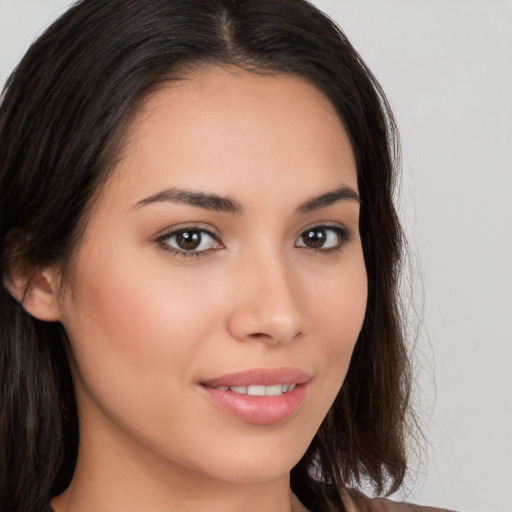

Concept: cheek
[[310, 252, 367, 351], [66, 247, 218, 354], [59, 248, 222, 418], [59, 251, 232, 465], [312, 254, 367, 387]]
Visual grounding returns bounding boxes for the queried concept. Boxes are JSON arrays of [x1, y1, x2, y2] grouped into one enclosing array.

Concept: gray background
[[1, 1, 511, 511]]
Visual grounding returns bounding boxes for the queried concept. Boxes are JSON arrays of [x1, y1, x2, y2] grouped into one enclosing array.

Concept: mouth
[[199, 367, 311, 425]]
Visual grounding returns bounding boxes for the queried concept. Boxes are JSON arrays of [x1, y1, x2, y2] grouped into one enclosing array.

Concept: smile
[[199, 367, 310, 424]]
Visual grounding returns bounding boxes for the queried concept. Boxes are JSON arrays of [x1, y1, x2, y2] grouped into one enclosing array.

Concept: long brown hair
[[0, 1, 411, 511]]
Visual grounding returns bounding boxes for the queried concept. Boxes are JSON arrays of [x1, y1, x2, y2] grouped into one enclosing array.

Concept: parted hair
[[0, 1, 411, 511]]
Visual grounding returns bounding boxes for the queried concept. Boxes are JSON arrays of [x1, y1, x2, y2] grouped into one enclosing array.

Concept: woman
[[0, 1, 454, 511]]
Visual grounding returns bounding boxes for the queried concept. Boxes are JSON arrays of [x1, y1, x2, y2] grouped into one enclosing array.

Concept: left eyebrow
[[296, 185, 360, 214], [134, 188, 243, 215]]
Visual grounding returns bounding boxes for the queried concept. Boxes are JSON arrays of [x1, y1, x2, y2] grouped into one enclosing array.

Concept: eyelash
[[155, 224, 353, 259]]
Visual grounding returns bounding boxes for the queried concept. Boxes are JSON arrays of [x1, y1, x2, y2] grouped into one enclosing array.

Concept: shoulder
[[364, 498, 457, 512], [341, 489, 459, 512]]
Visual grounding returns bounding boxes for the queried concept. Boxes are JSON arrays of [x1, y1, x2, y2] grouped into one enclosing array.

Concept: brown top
[[340, 488, 458, 512], [292, 489, 458, 512]]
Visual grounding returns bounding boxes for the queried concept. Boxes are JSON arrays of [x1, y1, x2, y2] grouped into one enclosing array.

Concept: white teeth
[[247, 385, 266, 396], [266, 384, 283, 396], [213, 384, 295, 395]]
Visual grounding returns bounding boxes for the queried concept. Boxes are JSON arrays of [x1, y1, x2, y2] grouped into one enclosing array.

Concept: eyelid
[[154, 221, 222, 239]]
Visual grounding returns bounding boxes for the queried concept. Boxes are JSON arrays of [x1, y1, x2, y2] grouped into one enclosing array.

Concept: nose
[[226, 252, 305, 346]]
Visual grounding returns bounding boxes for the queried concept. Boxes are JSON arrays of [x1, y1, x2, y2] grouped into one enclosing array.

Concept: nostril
[[248, 332, 271, 340]]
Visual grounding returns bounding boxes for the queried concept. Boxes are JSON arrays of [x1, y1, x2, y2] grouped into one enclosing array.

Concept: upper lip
[[201, 367, 312, 387]]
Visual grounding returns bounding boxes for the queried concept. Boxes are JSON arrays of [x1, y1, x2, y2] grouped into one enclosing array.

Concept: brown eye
[[160, 228, 221, 254], [295, 226, 349, 251], [175, 230, 202, 250], [301, 228, 327, 248]]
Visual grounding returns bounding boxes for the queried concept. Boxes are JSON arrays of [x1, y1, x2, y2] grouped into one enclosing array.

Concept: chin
[[185, 430, 312, 485], [204, 457, 298, 485]]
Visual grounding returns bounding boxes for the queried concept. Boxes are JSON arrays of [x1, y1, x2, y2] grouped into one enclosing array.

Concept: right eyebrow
[[296, 185, 361, 214], [133, 187, 244, 215]]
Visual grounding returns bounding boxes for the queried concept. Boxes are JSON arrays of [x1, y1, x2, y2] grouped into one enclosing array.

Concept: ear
[[4, 263, 62, 322]]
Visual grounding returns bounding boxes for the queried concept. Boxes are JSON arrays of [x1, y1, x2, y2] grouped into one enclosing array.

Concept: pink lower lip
[[200, 383, 308, 425]]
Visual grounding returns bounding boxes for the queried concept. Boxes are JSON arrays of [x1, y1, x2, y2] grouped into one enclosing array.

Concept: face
[[54, 68, 367, 486]]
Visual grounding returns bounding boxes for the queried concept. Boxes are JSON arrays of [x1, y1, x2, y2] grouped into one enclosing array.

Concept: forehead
[[101, 67, 357, 213]]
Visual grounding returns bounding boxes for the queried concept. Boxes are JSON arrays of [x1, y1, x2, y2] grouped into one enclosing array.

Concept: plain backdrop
[[1, 2, 511, 511]]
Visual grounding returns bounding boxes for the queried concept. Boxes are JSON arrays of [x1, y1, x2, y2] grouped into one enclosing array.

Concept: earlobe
[[4, 264, 62, 322]]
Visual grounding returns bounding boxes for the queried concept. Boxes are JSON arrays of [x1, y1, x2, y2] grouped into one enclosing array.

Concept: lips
[[199, 367, 311, 425], [201, 367, 311, 388]]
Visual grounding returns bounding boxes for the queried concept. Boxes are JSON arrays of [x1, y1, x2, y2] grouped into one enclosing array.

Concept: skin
[[36, 68, 368, 512]]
